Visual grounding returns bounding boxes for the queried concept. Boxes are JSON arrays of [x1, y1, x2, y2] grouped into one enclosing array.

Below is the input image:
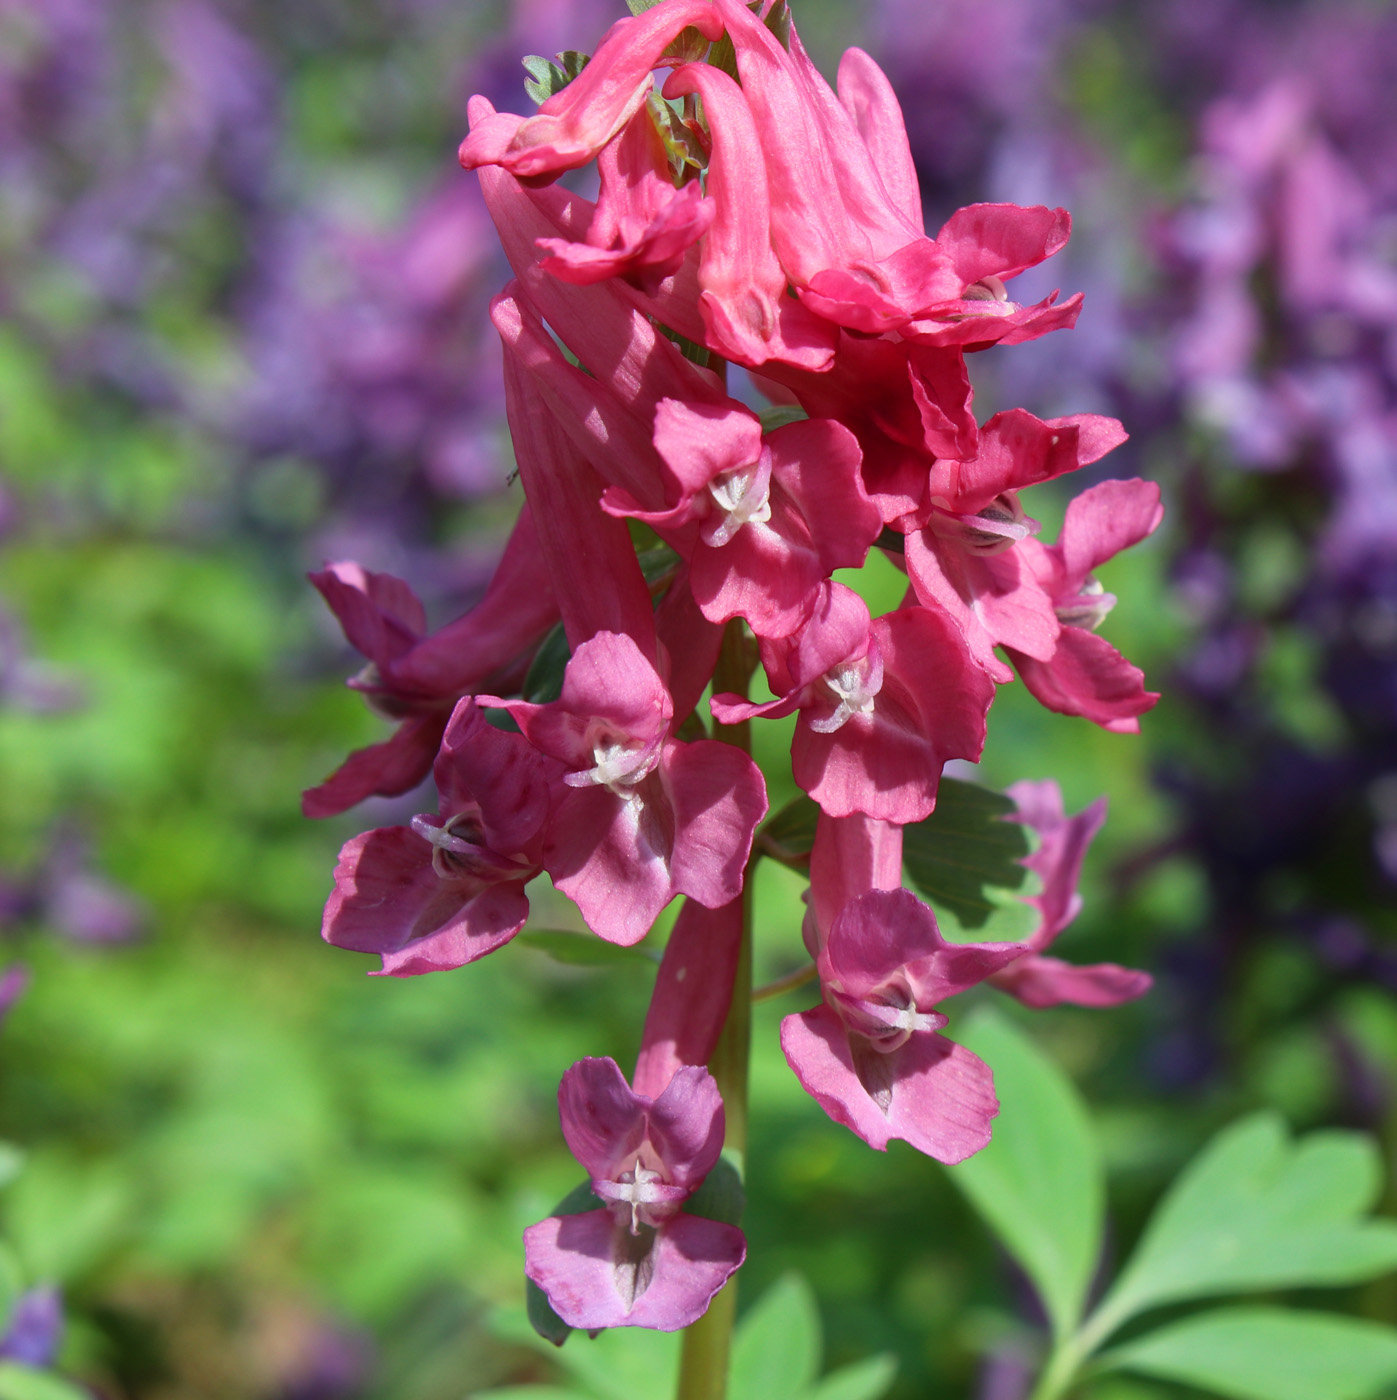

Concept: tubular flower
[[781, 889, 1023, 1162], [322, 700, 554, 975], [484, 631, 767, 946], [524, 1058, 745, 1331]]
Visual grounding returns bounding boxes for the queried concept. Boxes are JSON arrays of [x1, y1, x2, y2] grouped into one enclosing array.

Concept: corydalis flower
[[782, 888, 1022, 1162], [712, 583, 993, 822], [524, 1058, 744, 1331], [484, 631, 766, 945], [990, 780, 1153, 1008], [322, 700, 553, 975]]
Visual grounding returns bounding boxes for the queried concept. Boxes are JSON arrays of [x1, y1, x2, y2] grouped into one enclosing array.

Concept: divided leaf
[[757, 794, 819, 864], [523, 51, 591, 106], [0, 1368, 91, 1400], [806, 1354, 898, 1400], [524, 622, 570, 704], [948, 1008, 1104, 1341], [1093, 1113, 1397, 1336], [1104, 1307, 1397, 1400], [902, 778, 1039, 944], [729, 1273, 820, 1400]]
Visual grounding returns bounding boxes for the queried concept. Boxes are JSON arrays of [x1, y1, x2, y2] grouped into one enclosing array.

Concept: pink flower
[[611, 401, 881, 638], [321, 701, 554, 976], [458, 0, 723, 181], [524, 1058, 745, 1331], [902, 411, 1129, 677], [1005, 478, 1164, 732], [659, 61, 836, 370], [781, 889, 1022, 1162], [711, 0, 958, 334], [713, 583, 993, 822], [633, 898, 743, 1100], [989, 781, 1152, 1008], [757, 335, 979, 521], [536, 103, 714, 294], [485, 632, 767, 945], [303, 507, 560, 817]]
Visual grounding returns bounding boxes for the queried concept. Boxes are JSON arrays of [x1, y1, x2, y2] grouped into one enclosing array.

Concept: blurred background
[[0, 0, 1394, 1395]]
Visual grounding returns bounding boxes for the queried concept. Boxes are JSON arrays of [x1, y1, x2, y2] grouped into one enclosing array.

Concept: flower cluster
[[309, 0, 1159, 1331]]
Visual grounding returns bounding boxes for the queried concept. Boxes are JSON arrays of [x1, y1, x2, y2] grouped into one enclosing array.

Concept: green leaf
[[758, 405, 809, 432], [462, 1391, 591, 1400], [662, 24, 711, 62], [708, 31, 738, 81], [516, 930, 658, 968], [763, 0, 792, 47], [0, 1146, 25, 1192], [0, 1367, 90, 1400], [1092, 1114, 1397, 1337], [504, 1305, 678, 1400], [948, 1008, 1104, 1340], [1104, 1307, 1397, 1400], [524, 622, 570, 704], [625, 0, 664, 12], [757, 794, 819, 864], [0, 1246, 23, 1336], [730, 1273, 821, 1400], [901, 779, 1039, 944], [525, 1180, 599, 1347], [522, 51, 590, 105], [685, 1152, 744, 1227], [806, 1353, 898, 1400]]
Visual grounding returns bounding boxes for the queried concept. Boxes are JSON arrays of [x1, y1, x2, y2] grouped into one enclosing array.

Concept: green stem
[[675, 621, 755, 1400], [1026, 1336, 1087, 1400]]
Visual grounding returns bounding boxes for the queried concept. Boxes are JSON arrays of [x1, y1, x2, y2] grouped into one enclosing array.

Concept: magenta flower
[[902, 410, 1129, 677], [1005, 478, 1164, 732], [713, 583, 993, 821], [611, 401, 881, 638], [989, 781, 1152, 1008], [781, 889, 1022, 1162], [321, 700, 554, 976], [660, 60, 836, 371], [458, 0, 723, 181], [485, 631, 767, 945], [758, 333, 978, 521], [536, 103, 713, 294], [303, 507, 560, 818], [524, 1058, 745, 1331]]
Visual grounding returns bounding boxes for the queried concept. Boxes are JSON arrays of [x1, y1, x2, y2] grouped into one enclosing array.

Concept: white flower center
[[702, 454, 773, 548], [808, 646, 884, 734], [563, 723, 661, 800]]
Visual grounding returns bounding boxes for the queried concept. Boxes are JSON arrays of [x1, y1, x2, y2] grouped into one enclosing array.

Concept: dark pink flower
[[903, 411, 1129, 677], [660, 61, 836, 370], [536, 103, 713, 295], [321, 701, 554, 976], [757, 335, 979, 521], [1005, 478, 1164, 732], [633, 898, 743, 1100], [781, 889, 1021, 1161], [713, 583, 993, 821], [458, 0, 723, 181], [303, 509, 561, 818], [989, 781, 1152, 1009], [711, 0, 958, 334], [524, 1058, 744, 1331], [611, 401, 881, 638], [485, 632, 767, 945]]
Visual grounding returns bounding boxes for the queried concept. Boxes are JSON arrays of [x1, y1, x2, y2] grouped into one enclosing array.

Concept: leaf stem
[[751, 962, 817, 1004], [676, 621, 755, 1400], [1025, 1336, 1087, 1400]]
